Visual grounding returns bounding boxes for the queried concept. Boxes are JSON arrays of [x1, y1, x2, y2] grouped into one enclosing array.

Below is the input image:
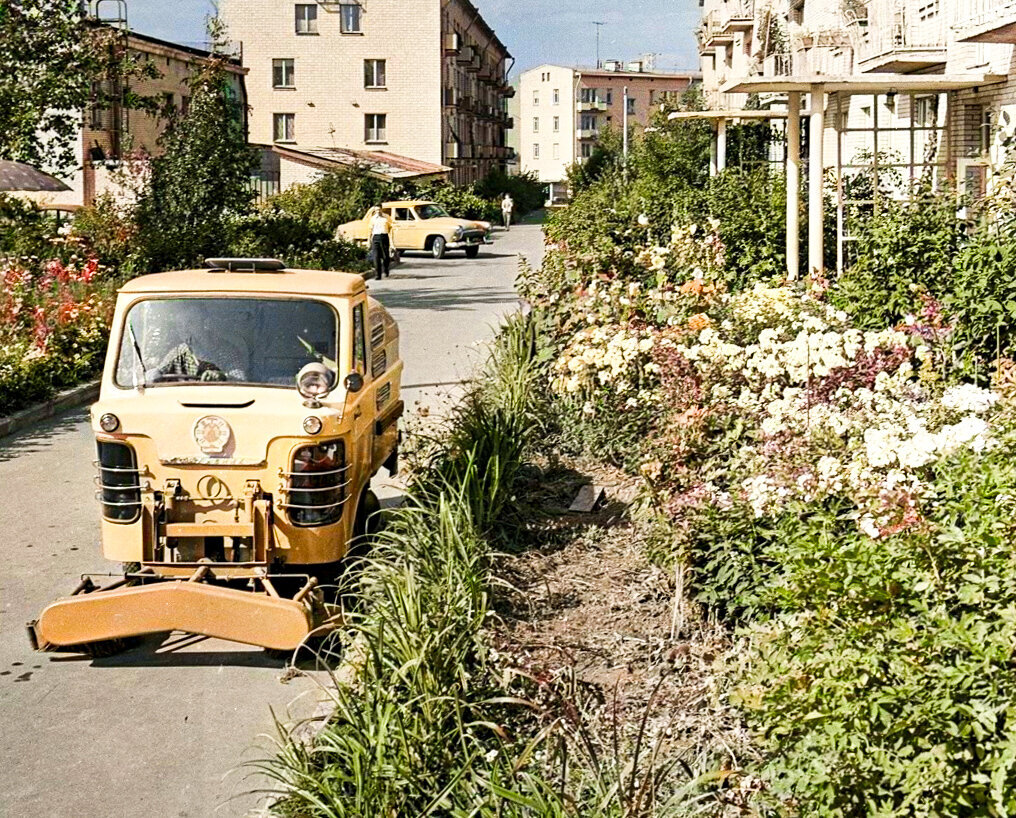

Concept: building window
[[552, 142, 559, 159], [580, 114, 597, 130], [553, 88, 559, 105], [552, 116, 559, 133], [917, 0, 938, 20], [914, 95, 936, 127], [295, 4, 317, 34], [581, 142, 593, 158], [533, 91, 539, 106], [341, 4, 361, 33], [604, 89, 613, 104], [533, 116, 539, 133], [533, 143, 540, 158], [273, 58, 295, 88], [626, 97, 636, 115], [364, 59, 386, 88], [365, 113, 387, 142], [981, 108, 993, 155], [273, 113, 295, 142], [181, 95, 190, 114]]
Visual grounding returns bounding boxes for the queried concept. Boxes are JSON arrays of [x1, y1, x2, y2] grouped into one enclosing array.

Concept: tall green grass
[[253, 313, 709, 817]]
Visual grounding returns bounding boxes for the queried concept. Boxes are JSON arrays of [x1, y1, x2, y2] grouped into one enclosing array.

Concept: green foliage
[[268, 167, 391, 234], [719, 435, 1016, 814], [414, 181, 500, 223], [130, 56, 258, 271], [944, 223, 1016, 375], [831, 190, 962, 330], [474, 168, 545, 215], [566, 127, 623, 195]]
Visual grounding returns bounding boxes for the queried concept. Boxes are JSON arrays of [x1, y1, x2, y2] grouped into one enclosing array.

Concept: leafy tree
[[131, 50, 258, 271], [0, 1, 156, 173]]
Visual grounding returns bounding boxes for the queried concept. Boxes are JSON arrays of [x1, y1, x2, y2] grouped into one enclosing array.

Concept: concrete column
[[709, 129, 718, 176], [808, 85, 825, 276], [786, 92, 801, 280], [716, 118, 727, 172]]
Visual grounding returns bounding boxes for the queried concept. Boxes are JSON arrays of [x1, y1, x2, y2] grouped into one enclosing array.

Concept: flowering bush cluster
[[0, 256, 115, 415], [528, 197, 1016, 811]]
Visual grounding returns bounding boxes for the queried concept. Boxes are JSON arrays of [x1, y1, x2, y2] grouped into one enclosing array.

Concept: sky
[[124, 0, 702, 75]]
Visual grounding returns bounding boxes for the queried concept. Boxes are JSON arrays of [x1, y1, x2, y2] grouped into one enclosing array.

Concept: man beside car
[[369, 205, 393, 279]]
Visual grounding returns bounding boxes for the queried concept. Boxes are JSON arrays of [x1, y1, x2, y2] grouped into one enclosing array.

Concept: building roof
[[578, 68, 702, 80], [455, 0, 511, 59], [722, 73, 1006, 94], [119, 269, 368, 297], [271, 145, 451, 181]]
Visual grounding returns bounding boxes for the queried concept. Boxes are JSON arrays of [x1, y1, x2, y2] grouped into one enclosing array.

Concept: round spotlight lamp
[[303, 416, 323, 435], [99, 413, 120, 433], [296, 362, 335, 402]]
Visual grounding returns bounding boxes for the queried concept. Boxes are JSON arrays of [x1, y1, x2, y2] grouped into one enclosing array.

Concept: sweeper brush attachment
[[28, 566, 335, 654]]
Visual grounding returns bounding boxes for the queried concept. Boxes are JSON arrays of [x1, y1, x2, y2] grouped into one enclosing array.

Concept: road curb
[[0, 380, 100, 440]]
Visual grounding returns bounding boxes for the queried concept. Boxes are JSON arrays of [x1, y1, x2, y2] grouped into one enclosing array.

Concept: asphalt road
[[0, 221, 544, 818]]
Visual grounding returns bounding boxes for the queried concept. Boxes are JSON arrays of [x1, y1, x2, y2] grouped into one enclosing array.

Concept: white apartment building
[[519, 62, 698, 200], [221, 0, 513, 186], [696, 0, 1016, 274]]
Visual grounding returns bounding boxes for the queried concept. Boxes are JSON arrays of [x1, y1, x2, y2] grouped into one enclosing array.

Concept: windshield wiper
[[127, 321, 147, 390]]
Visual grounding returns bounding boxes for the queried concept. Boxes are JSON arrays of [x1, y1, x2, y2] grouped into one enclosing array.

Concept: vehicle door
[[390, 206, 418, 249], [349, 299, 373, 502]]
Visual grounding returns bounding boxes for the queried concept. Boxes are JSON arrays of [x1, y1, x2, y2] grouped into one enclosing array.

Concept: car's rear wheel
[[465, 245, 480, 259], [431, 236, 446, 259]]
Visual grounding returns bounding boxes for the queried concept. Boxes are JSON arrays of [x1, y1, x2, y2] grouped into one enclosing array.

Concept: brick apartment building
[[221, 0, 513, 186], [518, 62, 698, 201], [22, 26, 247, 210]]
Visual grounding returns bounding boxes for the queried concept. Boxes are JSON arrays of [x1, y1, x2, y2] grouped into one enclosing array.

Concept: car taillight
[[281, 441, 348, 527], [96, 441, 142, 523]]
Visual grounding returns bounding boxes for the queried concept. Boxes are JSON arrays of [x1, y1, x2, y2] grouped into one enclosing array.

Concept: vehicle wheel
[[465, 245, 480, 259], [354, 489, 382, 542], [431, 236, 446, 259]]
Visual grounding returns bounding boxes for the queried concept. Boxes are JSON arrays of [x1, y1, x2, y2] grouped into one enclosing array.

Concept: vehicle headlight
[[303, 416, 323, 435], [99, 413, 120, 432], [452, 227, 464, 240], [296, 363, 335, 400]]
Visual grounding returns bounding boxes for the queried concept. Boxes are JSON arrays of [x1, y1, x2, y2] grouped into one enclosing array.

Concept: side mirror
[[344, 372, 364, 393]]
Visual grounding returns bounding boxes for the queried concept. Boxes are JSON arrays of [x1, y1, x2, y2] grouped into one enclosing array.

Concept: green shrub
[[474, 168, 545, 215], [831, 190, 961, 331]]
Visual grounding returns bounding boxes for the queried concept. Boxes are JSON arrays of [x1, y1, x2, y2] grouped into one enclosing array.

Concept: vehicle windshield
[[416, 204, 450, 219], [115, 297, 338, 388]]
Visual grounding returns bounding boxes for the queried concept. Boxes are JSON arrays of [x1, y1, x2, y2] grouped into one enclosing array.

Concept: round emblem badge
[[193, 416, 232, 455]]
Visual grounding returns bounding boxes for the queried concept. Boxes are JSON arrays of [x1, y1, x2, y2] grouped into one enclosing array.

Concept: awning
[[0, 160, 71, 192], [722, 73, 1006, 95], [270, 145, 451, 182]]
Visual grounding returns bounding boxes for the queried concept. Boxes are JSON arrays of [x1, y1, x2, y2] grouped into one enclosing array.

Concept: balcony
[[855, 5, 946, 72], [445, 142, 460, 160], [698, 3, 754, 50], [577, 99, 608, 112], [443, 32, 461, 55], [443, 87, 457, 106], [456, 44, 475, 65], [577, 128, 599, 139], [955, 0, 1016, 43]]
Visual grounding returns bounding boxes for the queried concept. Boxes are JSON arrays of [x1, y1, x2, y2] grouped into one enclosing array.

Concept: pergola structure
[[720, 73, 1004, 279]]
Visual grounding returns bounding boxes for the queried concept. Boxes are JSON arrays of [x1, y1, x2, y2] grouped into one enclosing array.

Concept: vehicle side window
[[394, 207, 411, 221], [408, 208, 421, 220], [353, 303, 366, 375], [381, 208, 393, 220]]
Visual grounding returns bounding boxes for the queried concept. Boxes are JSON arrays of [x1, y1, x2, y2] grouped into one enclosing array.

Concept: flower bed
[[0, 257, 116, 417], [523, 205, 1016, 812]]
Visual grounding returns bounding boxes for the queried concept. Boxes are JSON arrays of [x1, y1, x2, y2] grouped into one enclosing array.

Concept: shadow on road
[[0, 409, 88, 463], [375, 285, 518, 311]]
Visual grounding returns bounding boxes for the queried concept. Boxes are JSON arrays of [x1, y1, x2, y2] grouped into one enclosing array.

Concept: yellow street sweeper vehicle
[[28, 258, 403, 655]]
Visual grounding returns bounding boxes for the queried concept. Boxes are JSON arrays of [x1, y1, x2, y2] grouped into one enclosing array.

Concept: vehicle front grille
[[279, 440, 349, 527], [95, 441, 142, 523]]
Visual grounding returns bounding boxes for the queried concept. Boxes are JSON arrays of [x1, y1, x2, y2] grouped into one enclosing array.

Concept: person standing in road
[[501, 193, 514, 230], [369, 205, 393, 279]]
